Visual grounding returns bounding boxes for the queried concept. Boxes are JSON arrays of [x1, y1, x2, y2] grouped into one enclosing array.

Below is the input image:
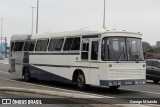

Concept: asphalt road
[[0, 64, 160, 106]]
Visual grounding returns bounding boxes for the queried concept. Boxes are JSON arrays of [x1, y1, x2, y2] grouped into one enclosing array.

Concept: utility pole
[[1, 19, 4, 54], [31, 7, 35, 35], [36, 0, 39, 34], [5, 37, 7, 58], [103, 0, 106, 29]]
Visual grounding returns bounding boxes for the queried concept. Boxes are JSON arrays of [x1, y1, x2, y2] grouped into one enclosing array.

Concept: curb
[[0, 87, 153, 107], [0, 87, 102, 98]]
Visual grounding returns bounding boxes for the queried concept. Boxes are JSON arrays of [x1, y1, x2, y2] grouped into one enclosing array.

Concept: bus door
[[11, 41, 25, 75], [89, 38, 99, 85]]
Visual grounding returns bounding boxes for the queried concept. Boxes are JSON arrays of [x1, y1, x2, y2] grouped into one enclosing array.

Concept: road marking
[[1, 71, 160, 97], [1, 74, 160, 97], [0, 78, 110, 98]]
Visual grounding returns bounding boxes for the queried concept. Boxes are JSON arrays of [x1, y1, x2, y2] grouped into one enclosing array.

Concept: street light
[[31, 7, 35, 35], [36, 0, 39, 34], [103, 0, 106, 29], [1, 19, 4, 53]]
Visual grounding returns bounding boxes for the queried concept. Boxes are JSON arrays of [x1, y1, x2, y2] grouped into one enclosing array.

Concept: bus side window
[[17, 41, 24, 51], [40, 39, 49, 51], [48, 39, 57, 51], [29, 41, 36, 51], [35, 39, 49, 51], [35, 40, 41, 51], [91, 41, 99, 60], [71, 37, 80, 50], [13, 42, 19, 51], [24, 40, 36, 51], [63, 38, 73, 51], [24, 41, 30, 51], [55, 39, 64, 51]]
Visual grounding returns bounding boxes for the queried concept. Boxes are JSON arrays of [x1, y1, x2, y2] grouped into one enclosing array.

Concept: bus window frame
[[35, 38, 49, 52], [63, 36, 81, 52], [48, 37, 65, 52], [12, 41, 25, 52]]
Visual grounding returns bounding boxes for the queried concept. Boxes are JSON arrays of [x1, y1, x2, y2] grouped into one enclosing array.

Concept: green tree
[[142, 41, 151, 52]]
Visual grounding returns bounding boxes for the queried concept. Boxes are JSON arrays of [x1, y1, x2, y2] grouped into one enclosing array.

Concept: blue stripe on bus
[[32, 64, 99, 69], [23, 52, 29, 63]]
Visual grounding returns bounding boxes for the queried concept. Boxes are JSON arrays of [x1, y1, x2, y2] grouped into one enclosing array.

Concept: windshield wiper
[[129, 54, 140, 63], [117, 45, 125, 63], [117, 51, 125, 63]]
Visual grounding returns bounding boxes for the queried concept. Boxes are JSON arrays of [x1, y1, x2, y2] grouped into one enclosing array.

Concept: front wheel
[[23, 67, 31, 82], [109, 86, 120, 90], [76, 72, 86, 90]]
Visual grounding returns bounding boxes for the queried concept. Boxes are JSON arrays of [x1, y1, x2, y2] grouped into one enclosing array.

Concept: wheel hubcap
[[25, 73, 29, 80], [78, 75, 84, 87]]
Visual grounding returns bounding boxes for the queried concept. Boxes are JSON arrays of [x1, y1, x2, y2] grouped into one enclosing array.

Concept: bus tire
[[109, 86, 120, 90], [23, 67, 31, 82], [76, 72, 86, 90], [153, 80, 159, 84]]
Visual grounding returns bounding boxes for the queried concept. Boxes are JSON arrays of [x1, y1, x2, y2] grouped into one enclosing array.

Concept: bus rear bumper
[[100, 79, 146, 86]]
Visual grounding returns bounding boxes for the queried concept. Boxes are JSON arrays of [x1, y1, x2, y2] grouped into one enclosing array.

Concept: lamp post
[[36, 0, 39, 34], [103, 0, 106, 28], [1, 19, 4, 54], [31, 7, 35, 35]]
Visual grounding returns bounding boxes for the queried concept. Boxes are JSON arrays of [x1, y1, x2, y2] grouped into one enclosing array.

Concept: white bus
[[9, 29, 146, 90]]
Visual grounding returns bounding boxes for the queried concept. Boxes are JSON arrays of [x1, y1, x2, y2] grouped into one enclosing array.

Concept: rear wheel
[[76, 72, 86, 90], [109, 86, 120, 90], [153, 80, 159, 84], [23, 67, 31, 82]]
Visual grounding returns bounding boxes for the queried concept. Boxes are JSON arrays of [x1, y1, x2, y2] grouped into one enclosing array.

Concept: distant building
[[156, 41, 160, 47]]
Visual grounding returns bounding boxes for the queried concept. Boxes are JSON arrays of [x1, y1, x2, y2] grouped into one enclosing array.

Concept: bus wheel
[[153, 80, 159, 84], [76, 72, 86, 90], [109, 86, 120, 90], [23, 67, 31, 82]]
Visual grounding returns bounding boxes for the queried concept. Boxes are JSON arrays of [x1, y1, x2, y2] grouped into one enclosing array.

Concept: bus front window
[[101, 37, 144, 61]]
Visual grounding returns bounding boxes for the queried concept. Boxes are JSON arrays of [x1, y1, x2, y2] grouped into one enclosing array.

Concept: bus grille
[[108, 69, 145, 80]]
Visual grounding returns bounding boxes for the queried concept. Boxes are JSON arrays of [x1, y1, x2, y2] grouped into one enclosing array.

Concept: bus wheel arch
[[72, 69, 87, 90]]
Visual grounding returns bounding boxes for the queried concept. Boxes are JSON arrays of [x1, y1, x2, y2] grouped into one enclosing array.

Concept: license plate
[[125, 81, 133, 85]]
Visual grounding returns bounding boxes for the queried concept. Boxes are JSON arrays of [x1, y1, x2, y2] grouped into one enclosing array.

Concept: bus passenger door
[[89, 38, 99, 85]]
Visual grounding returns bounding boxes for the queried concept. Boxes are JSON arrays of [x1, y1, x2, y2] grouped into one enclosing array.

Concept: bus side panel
[[29, 65, 72, 83], [29, 53, 92, 84]]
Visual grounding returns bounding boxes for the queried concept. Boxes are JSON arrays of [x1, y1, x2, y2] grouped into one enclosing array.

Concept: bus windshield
[[101, 37, 144, 61]]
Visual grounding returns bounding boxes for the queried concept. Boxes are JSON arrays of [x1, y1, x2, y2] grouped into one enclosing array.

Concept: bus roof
[[31, 29, 142, 39], [10, 34, 31, 41], [10, 29, 142, 41]]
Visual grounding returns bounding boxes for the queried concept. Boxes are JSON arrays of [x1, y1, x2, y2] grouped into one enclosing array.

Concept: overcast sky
[[0, 0, 160, 45]]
